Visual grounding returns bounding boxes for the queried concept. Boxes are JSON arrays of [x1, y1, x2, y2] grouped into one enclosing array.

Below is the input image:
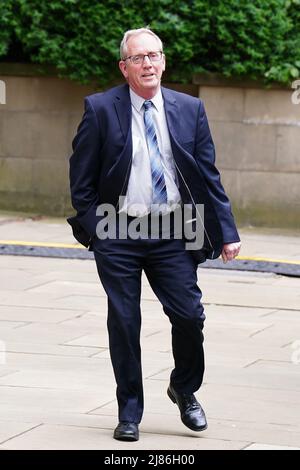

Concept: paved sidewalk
[[0, 214, 299, 450]]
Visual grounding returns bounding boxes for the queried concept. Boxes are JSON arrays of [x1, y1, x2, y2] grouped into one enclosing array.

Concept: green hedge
[[0, 0, 299, 85]]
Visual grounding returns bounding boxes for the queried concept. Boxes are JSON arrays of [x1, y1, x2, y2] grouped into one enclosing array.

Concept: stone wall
[[196, 76, 300, 228], [0, 70, 96, 215], [0, 65, 299, 227]]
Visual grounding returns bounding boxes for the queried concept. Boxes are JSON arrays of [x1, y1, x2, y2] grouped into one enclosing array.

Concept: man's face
[[119, 33, 165, 98]]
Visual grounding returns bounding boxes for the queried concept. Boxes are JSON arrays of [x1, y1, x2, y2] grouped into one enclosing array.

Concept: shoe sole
[[167, 387, 208, 432], [113, 433, 139, 442], [114, 436, 138, 442]]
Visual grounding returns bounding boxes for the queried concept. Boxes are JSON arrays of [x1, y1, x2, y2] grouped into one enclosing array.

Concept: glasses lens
[[149, 52, 161, 61], [132, 55, 143, 64], [130, 52, 162, 64]]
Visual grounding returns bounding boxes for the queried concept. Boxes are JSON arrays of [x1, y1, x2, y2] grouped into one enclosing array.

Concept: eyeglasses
[[123, 51, 163, 65]]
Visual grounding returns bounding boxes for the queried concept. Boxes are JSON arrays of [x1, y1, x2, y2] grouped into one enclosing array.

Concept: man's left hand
[[221, 242, 241, 263]]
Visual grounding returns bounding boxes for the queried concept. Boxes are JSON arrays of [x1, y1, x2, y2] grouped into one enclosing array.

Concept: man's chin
[[140, 78, 160, 88]]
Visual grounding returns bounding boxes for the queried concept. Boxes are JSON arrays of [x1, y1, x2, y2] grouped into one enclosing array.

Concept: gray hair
[[120, 28, 163, 59]]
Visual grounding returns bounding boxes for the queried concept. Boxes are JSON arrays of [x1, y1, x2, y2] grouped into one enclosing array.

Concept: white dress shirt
[[119, 88, 181, 217]]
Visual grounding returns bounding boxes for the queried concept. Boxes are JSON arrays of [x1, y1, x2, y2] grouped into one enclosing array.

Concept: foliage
[[0, 0, 299, 84], [0, 0, 14, 56], [265, 0, 300, 82]]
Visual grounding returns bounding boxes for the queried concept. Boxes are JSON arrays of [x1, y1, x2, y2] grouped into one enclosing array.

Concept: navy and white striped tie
[[143, 100, 168, 208]]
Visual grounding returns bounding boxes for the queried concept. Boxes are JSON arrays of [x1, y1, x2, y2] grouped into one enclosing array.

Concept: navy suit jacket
[[68, 84, 240, 261]]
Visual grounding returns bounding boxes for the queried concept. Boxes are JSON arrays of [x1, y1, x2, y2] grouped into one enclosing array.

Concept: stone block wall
[[197, 81, 300, 228], [0, 65, 299, 228], [0, 72, 96, 215]]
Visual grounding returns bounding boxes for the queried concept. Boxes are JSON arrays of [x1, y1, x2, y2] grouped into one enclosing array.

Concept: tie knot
[[143, 100, 153, 111]]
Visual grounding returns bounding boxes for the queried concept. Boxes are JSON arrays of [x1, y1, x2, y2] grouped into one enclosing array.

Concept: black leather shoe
[[167, 384, 207, 431], [113, 422, 139, 441]]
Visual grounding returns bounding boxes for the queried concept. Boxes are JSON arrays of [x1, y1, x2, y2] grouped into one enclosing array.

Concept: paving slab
[[0, 420, 42, 445], [0, 217, 299, 449], [0, 422, 249, 450], [245, 443, 300, 450], [0, 305, 89, 323]]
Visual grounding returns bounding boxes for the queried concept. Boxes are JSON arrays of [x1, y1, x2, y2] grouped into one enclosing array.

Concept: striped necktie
[[143, 100, 168, 208]]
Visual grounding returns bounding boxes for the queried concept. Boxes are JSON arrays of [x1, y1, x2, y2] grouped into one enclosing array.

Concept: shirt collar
[[129, 87, 163, 113]]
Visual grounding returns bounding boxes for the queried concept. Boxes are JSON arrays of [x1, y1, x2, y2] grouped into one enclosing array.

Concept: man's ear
[[162, 54, 166, 72], [119, 60, 128, 79]]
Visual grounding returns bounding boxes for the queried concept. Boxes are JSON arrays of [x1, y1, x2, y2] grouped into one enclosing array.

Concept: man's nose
[[142, 55, 152, 66]]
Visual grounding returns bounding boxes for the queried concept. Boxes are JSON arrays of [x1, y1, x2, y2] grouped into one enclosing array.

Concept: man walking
[[68, 28, 241, 441]]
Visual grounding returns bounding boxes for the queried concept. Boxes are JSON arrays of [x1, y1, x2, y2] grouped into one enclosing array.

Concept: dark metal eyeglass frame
[[122, 51, 163, 64]]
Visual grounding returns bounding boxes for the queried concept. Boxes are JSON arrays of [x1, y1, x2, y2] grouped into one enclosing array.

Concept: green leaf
[[290, 67, 299, 78]]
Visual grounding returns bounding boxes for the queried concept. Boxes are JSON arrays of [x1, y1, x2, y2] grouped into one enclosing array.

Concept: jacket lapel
[[162, 87, 181, 142], [115, 85, 181, 142], [114, 84, 132, 139], [101, 84, 132, 205], [162, 86, 199, 189]]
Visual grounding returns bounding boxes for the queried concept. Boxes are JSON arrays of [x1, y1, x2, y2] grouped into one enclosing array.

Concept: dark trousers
[[93, 215, 205, 424]]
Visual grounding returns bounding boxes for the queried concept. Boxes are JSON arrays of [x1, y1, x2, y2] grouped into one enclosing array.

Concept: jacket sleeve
[[69, 97, 102, 239], [193, 100, 240, 244]]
